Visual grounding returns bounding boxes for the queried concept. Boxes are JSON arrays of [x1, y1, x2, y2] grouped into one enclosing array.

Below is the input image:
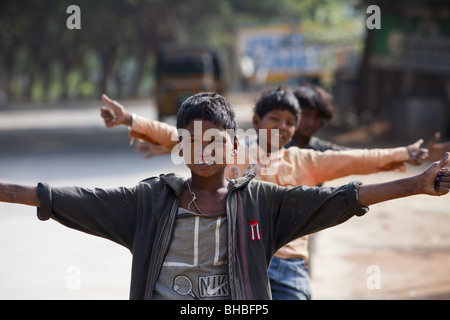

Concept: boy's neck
[[190, 173, 228, 191]]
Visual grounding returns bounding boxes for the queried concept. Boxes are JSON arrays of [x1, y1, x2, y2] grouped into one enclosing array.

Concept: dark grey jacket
[[36, 173, 368, 300]]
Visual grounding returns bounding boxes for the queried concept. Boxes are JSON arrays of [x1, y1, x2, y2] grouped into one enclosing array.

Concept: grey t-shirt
[[153, 208, 229, 300]]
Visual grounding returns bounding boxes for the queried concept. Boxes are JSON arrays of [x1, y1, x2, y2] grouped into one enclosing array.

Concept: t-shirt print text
[[198, 274, 229, 298], [171, 274, 229, 299]]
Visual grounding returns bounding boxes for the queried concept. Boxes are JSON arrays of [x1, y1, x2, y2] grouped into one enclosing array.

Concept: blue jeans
[[268, 256, 311, 300]]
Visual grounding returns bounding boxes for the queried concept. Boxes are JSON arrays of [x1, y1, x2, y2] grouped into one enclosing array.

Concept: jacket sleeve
[[129, 114, 178, 151], [270, 180, 369, 251], [36, 182, 140, 250], [299, 147, 409, 185]]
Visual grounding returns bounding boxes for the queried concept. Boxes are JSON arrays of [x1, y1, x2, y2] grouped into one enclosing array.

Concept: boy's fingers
[[100, 107, 112, 116], [99, 106, 118, 127], [415, 139, 424, 147], [101, 93, 112, 105], [435, 172, 450, 183], [435, 179, 450, 195], [436, 186, 450, 196], [424, 132, 441, 149], [100, 107, 114, 119], [438, 152, 450, 168], [102, 94, 121, 109], [434, 163, 450, 195], [438, 180, 450, 188]]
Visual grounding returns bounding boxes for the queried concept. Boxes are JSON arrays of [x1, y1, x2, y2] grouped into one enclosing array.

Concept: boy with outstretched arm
[[1, 92, 449, 300]]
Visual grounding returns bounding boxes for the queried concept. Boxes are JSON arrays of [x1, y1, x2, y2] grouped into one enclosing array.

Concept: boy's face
[[180, 119, 236, 178], [253, 109, 297, 149], [296, 108, 325, 138]]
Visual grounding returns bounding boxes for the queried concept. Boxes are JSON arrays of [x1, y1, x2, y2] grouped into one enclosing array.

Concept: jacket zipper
[[226, 191, 237, 299], [226, 178, 255, 300], [146, 198, 179, 299]]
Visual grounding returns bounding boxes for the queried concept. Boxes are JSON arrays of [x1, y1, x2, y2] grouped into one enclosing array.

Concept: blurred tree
[[0, 0, 362, 104]]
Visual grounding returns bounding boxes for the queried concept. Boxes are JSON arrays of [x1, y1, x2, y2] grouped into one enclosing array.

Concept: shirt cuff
[[36, 182, 52, 221], [347, 180, 369, 217]]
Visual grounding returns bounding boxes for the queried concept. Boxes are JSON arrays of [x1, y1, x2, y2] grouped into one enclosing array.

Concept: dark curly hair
[[293, 84, 334, 121], [253, 87, 301, 126], [176, 92, 238, 131]]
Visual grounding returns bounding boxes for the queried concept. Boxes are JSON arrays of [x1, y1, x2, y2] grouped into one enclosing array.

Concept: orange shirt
[[130, 115, 409, 260]]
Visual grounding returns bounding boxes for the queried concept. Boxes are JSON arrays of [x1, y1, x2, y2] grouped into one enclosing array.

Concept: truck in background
[[155, 44, 224, 119]]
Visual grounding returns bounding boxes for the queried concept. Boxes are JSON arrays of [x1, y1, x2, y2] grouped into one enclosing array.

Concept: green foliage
[[0, 0, 363, 103]]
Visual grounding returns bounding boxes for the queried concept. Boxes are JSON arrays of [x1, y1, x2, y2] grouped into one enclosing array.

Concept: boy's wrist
[[124, 112, 134, 127], [409, 175, 425, 195]]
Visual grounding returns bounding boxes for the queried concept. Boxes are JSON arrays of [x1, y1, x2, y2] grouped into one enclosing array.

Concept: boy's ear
[[233, 136, 239, 152], [252, 114, 261, 130], [178, 136, 183, 157]]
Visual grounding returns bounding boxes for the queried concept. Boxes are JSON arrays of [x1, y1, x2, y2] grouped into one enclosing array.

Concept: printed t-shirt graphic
[[153, 208, 229, 299]]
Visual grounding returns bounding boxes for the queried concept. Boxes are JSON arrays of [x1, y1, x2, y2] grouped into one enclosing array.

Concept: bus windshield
[[161, 56, 212, 76]]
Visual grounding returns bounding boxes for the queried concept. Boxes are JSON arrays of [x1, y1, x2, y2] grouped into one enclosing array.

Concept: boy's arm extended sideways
[[300, 144, 424, 186], [0, 183, 39, 207], [1, 154, 448, 210], [357, 153, 450, 207]]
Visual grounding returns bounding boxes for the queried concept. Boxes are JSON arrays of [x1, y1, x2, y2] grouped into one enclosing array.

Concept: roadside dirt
[[309, 166, 450, 300]]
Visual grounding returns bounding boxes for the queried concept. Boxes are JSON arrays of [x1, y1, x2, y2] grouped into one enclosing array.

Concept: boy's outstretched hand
[[358, 152, 450, 207], [100, 94, 133, 127], [406, 139, 429, 165], [424, 132, 450, 162], [420, 152, 450, 196]]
